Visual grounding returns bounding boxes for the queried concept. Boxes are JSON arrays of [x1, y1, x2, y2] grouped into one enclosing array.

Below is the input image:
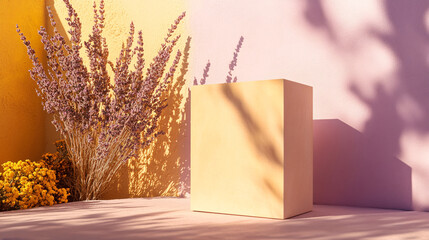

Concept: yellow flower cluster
[[41, 140, 73, 187], [0, 159, 69, 211], [41, 140, 74, 201]]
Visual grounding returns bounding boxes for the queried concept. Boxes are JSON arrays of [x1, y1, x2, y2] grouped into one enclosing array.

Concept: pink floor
[[1, 198, 429, 240]]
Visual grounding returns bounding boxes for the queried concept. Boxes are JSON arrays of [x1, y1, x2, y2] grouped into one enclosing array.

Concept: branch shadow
[[220, 83, 283, 167], [303, 0, 429, 210]]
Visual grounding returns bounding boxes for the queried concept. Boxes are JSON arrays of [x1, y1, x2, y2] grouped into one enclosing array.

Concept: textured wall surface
[[0, 0, 46, 165], [46, 0, 188, 72], [187, 0, 429, 211]]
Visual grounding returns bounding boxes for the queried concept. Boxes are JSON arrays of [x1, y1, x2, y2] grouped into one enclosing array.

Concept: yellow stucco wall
[[46, 0, 187, 76], [0, 0, 46, 165], [45, 0, 189, 199]]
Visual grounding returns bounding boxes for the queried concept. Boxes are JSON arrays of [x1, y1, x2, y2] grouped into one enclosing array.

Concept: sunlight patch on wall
[[396, 95, 424, 125], [322, 0, 392, 39], [424, 8, 429, 33], [400, 130, 429, 211]]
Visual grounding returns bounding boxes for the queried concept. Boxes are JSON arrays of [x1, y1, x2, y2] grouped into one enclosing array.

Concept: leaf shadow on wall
[[127, 36, 192, 198], [304, 0, 429, 210]]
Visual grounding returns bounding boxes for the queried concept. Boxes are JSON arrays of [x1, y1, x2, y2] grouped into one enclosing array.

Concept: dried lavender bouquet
[[17, 0, 185, 200]]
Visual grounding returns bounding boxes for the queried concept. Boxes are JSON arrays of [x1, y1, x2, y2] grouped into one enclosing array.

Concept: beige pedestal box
[[191, 79, 313, 219]]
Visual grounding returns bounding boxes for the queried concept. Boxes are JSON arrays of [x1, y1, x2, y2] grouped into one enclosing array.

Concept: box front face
[[191, 80, 285, 219]]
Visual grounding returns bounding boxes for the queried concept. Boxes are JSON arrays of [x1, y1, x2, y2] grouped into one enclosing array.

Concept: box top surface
[[191, 79, 313, 89]]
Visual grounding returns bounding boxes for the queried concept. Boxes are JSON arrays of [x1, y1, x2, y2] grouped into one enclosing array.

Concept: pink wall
[[188, 0, 429, 211]]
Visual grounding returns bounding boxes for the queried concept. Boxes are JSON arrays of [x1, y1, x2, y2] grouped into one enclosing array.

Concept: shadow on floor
[[1, 199, 428, 240]]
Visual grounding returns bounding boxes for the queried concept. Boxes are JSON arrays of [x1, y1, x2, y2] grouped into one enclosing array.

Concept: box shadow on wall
[[313, 119, 412, 210]]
